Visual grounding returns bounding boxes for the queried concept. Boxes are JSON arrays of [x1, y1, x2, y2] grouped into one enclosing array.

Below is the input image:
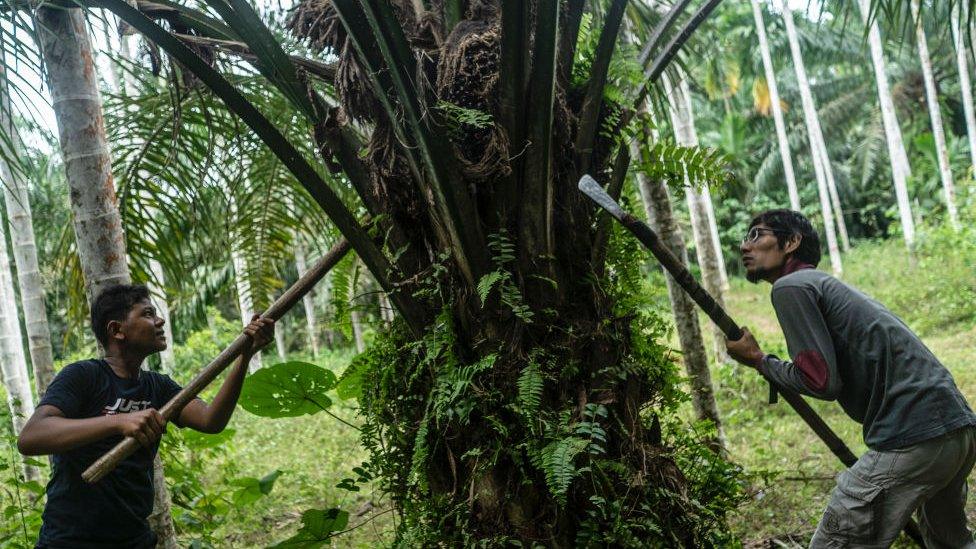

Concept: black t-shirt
[[36, 359, 182, 549]]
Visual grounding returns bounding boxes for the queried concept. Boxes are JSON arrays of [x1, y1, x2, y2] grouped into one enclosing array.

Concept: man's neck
[[766, 257, 814, 284], [103, 349, 146, 378]]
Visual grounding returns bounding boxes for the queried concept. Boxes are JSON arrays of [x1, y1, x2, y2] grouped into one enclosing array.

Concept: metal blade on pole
[[578, 174, 926, 547], [82, 238, 353, 484]]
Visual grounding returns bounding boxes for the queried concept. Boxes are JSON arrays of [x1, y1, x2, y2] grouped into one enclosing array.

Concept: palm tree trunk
[[701, 185, 729, 291], [35, 8, 178, 544], [231, 244, 261, 371], [0, 204, 38, 480], [378, 292, 395, 326], [0, 62, 56, 396], [664, 73, 730, 364], [293, 237, 319, 357], [271, 291, 287, 361], [349, 259, 365, 354], [858, 0, 916, 248], [148, 260, 176, 373], [815, 140, 851, 251], [952, 4, 976, 174], [675, 76, 729, 291], [631, 134, 725, 454], [779, 2, 843, 275], [911, 0, 959, 229], [751, 0, 801, 210]]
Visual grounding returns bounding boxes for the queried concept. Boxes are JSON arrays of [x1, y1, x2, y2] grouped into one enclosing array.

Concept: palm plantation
[[0, 0, 968, 546]]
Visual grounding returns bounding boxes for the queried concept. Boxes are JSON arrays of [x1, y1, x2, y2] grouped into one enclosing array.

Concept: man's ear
[[106, 319, 125, 342], [783, 233, 801, 255]]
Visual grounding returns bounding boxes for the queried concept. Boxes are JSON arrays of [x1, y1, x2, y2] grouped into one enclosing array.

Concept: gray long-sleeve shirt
[[760, 269, 976, 450]]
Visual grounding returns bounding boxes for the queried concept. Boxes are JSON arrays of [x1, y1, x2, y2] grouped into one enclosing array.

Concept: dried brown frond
[[368, 124, 419, 213], [335, 40, 380, 123], [286, 0, 345, 54], [436, 21, 509, 182]]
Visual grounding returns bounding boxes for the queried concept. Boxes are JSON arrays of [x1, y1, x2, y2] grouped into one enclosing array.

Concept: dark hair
[[91, 284, 151, 346], [748, 209, 822, 267]]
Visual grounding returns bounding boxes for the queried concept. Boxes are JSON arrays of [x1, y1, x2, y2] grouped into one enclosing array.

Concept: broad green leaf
[[231, 469, 283, 505], [270, 508, 349, 548], [183, 428, 236, 450], [335, 359, 366, 401], [240, 361, 336, 418], [259, 469, 283, 494]]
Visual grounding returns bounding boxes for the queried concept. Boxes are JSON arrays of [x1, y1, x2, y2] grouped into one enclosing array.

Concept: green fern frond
[[476, 271, 504, 305], [640, 142, 736, 187], [516, 360, 544, 418], [541, 437, 589, 506], [409, 414, 431, 491]]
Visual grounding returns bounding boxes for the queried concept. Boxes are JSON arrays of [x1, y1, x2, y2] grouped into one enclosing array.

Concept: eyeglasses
[[741, 227, 790, 245]]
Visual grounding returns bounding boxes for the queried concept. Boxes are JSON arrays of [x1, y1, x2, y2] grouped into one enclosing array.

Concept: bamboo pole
[[82, 238, 352, 483], [578, 174, 926, 547]]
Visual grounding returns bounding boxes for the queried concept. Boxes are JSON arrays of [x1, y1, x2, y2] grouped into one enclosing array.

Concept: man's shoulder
[[56, 359, 105, 379], [772, 268, 830, 291]]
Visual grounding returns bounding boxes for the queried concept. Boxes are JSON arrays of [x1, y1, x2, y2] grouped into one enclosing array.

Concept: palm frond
[[575, 0, 628, 175]]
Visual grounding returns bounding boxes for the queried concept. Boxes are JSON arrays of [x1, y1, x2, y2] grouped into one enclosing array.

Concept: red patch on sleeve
[[795, 350, 829, 393]]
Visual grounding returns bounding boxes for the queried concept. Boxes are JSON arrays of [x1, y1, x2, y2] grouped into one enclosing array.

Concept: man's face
[[115, 299, 167, 353], [740, 224, 790, 284]]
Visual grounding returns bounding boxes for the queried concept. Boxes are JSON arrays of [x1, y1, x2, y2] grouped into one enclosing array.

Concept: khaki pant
[[810, 426, 976, 548]]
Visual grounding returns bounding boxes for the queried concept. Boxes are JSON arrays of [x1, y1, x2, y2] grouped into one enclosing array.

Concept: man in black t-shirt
[[17, 284, 274, 548]]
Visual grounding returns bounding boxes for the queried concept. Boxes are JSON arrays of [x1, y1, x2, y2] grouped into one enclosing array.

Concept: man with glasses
[[726, 209, 976, 548]]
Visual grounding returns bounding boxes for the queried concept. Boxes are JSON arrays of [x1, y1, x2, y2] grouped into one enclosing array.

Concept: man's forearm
[[18, 415, 120, 456], [195, 351, 251, 433]]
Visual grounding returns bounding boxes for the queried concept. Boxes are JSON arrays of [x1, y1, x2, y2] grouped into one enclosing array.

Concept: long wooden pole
[[578, 175, 926, 547], [82, 238, 352, 484]]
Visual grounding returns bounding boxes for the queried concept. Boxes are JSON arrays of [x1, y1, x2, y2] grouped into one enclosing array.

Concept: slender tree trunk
[[751, 0, 801, 210], [911, 0, 959, 229], [952, 4, 976, 174], [378, 292, 395, 326], [148, 260, 175, 373], [231, 244, 261, 371], [779, 2, 843, 275], [98, 12, 123, 93], [673, 75, 728, 292], [293, 235, 319, 357], [0, 61, 56, 396], [677, 76, 729, 291], [815, 141, 851, 251], [858, 0, 916, 248], [0, 210, 38, 480], [701, 185, 729, 291], [271, 291, 287, 361], [35, 8, 178, 545], [349, 259, 364, 354], [664, 73, 730, 363], [631, 135, 725, 454]]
